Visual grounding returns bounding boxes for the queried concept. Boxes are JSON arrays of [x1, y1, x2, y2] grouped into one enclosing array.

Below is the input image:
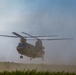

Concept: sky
[[0, 0, 76, 65]]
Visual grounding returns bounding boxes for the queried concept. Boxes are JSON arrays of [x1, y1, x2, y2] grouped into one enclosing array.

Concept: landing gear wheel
[[42, 58, 44, 61], [30, 58, 32, 60], [20, 55, 23, 59]]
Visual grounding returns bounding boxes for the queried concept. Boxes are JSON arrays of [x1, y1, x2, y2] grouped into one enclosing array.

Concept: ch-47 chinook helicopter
[[0, 32, 73, 60]]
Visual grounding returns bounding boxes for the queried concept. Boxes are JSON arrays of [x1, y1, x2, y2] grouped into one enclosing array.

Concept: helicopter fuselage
[[16, 42, 45, 60], [0, 32, 73, 61]]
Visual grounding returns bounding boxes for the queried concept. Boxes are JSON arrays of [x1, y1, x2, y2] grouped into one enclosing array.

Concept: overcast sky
[[0, 0, 76, 65]]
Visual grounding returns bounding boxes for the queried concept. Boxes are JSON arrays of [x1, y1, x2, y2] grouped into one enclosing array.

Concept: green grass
[[0, 70, 76, 75]]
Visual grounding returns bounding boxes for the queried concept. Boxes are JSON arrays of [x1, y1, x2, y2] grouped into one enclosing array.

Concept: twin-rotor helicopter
[[0, 32, 73, 60]]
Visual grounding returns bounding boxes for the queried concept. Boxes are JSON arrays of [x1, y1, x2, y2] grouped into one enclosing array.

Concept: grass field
[[0, 70, 76, 75], [0, 62, 76, 75]]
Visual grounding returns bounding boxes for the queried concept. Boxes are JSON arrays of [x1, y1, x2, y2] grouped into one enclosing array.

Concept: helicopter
[[0, 32, 73, 60]]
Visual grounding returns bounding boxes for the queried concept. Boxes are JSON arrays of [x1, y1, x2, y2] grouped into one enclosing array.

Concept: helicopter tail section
[[35, 39, 44, 49]]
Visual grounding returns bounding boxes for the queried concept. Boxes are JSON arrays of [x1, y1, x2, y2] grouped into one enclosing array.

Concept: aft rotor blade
[[22, 32, 39, 39], [41, 38, 74, 40], [26, 38, 74, 40], [0, 35, 17, 38]]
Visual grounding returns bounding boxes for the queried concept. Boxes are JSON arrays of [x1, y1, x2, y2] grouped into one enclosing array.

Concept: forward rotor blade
[[12, 32, 22, 37], [22, 32, 58, 37], [0, 35, 17, 38], [0, 34, 73, 40], [25, 35, 58, 38]]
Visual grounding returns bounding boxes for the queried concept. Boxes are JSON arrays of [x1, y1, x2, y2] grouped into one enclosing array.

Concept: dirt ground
[[0, 62, 76, 73]]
